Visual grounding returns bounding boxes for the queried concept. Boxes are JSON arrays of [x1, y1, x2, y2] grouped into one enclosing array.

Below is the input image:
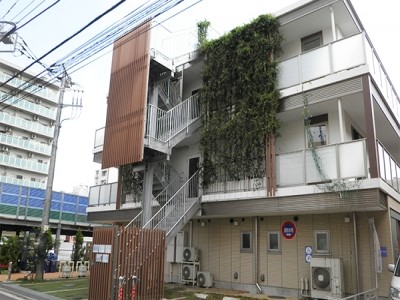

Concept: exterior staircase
[[126, 170, 201, 244], [145, 93, 201, 154]]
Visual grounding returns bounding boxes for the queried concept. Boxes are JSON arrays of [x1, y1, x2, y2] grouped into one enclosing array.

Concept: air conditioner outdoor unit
[[182, 264, 197, 281], [31, 134, 36, 139], [182, 247, 199, 262], [310, 257, 344, 300], [33, 115, 39, 121], [1, 146, 9, 152], [197, 272, 213, 288], [5, 127, 12, 132], [28, 152, 34, 158]]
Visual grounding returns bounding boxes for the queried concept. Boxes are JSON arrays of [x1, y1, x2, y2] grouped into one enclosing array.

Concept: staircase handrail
[[146, 93, 200, 142], [143, 170, 199, 230], [125, 211, 143, 229], [153, 171, 184, 207]]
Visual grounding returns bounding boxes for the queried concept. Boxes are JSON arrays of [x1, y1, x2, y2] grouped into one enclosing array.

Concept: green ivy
[[200, 14, 282, 187]]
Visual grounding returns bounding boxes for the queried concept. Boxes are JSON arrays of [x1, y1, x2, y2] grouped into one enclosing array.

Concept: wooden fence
[[89, 226, 166, 300]]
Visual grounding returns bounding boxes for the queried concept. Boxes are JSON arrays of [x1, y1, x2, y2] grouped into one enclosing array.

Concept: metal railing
[[0, 111, 54, 137], [0, 133, 51, 155], [377, 140, 400, 192], [339, 288, 378, 300], [143, 171, 199, 234], [0, 152, 48, 174], [146, 93, 200, 143], [159, 79, 182, 107]]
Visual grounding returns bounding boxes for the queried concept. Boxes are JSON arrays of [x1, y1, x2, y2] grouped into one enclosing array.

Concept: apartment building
[[0, 58, 58, 189], [88, 0, 400, 298]]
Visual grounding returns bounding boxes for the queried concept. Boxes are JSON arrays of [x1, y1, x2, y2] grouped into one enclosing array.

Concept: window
[[314, 230, 330, 254], [306, 114, 328, 147], [351, 126, 363, 140], [16, 175, 23, 180], [31, 178, 36, 182], [267, 231, 281, 252], [241, 232, 252, 252], [301, 31, 323, 52]]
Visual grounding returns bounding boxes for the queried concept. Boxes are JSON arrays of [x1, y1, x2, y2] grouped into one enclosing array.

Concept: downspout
[[353, 212, 360, 293], [330, 6, 337, 41], [255, 217, 262, 294]]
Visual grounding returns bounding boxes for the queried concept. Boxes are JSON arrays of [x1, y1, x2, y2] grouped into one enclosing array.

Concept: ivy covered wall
[[200, 14, 283, 187]]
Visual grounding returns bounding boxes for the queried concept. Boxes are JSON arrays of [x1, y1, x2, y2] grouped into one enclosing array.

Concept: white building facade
[[88, 0, 400, 298], [0, 58, 58, 189]]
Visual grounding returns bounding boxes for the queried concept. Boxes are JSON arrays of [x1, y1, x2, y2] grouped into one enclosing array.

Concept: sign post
[[281, 221, 297, 240]]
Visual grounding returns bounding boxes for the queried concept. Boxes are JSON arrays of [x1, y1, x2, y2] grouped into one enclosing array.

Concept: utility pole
[[42, 71, 69, 231]]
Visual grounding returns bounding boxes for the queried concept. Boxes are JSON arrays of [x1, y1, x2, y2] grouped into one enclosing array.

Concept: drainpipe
[[353, 212, 360, 293], [330, 6, 337, 41], [255, 217, 262, 294]]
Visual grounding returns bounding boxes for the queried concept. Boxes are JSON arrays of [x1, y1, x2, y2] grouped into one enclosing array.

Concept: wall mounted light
[[201, 221, 205, 227]]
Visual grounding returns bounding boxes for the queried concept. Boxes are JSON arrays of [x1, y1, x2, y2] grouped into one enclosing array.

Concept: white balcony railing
[[378, 141, 400, 192], [89, 182, 118, 206], [0, 71, 58, 102], [205, 140, 368, 195], [0, 153, 48, 174], [146, 93, 200, 143], [0, 112, 54, 137], [279, 32, 400, 124], [0, 133, 51, 155]]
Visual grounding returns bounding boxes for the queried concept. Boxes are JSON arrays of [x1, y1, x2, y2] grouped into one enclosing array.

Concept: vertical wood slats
[[102, 21, 151, 169], [89, 226, 165, 300], [88, 227, 115, 300]]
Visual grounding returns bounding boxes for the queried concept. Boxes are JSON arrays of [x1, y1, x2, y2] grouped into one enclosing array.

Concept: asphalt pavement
[[0, 283, 62, 300]]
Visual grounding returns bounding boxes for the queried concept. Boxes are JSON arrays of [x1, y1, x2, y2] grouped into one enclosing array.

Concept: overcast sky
[[0, 0, 399, 193]]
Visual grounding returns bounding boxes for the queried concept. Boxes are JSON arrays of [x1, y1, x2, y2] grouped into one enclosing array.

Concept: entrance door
[[188, 157, 199, 198]]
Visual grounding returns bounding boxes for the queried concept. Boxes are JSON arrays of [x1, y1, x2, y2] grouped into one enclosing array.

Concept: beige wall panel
[[239, 218, 254, 284], [356, 212, 375, 291], [373, 210, 392, 296], [259, 218, 268, 283], [208, 220, 221, 278], [266, 216, 282, 286], [219, 219, 233, 282], [281, 216, 299, 289], [296, 215, 312, 283], [231, 224, 241, 282], [198, 223, 209, 271]]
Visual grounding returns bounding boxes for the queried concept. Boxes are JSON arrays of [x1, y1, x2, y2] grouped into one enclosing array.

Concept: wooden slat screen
[[115, 226, 166, 300], [88, 227, 116, 300], [102, 21, 151, 169]]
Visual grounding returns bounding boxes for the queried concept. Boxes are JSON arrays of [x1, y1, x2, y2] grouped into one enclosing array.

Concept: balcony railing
[[0, 91, 56, 119], [0, 175, 46, 189], [0, 153, 48, 174], [205, 139, 368, 195], [0, 133, 51, 155], [89, 182, 118, 206], [0, 71, 58, 102], [279, 32, 400, 124], [145, 93, 200, 143], [377, 141, 400, 192], [0, 112, 54, 137]]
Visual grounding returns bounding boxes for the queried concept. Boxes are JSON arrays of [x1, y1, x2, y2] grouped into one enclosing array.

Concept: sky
[[0, 0, 399, 193]]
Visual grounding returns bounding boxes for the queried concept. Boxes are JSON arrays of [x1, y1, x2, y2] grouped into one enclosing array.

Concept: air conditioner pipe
[[254, 217, 263, 294]]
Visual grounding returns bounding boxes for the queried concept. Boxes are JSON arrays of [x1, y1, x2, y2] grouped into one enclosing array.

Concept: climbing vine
[[200, 14, 283, 187], [303, 93, 361, 199], [121, 164, 143, 199]]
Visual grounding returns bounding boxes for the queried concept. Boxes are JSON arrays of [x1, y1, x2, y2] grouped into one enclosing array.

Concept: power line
[[0, 0, 127, 91], [15, 0, 47, 24], [9, 0, 35, 23], [0, 0, 202, 111], [17, 0, 60, 31]]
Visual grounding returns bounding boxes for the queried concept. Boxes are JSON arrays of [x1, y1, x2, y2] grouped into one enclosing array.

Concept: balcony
[[0, 112, 54, 138], [0, 133, 51, 156], [0, 153, 48, 174], [0, 71, 58, 103], [278, 32, 400, 124], [0, 91, 56, 120], [0, 175, 45, 189]]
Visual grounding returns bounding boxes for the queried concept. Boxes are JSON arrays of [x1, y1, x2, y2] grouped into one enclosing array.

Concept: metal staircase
[[145, 93, 201, 154], [126, 171, 201, 244]]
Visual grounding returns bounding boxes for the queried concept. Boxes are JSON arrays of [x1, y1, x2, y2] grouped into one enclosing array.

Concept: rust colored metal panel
[[102, 21, 151, 169], [266, 134, 276, 197], [88, 227, 116, 300]]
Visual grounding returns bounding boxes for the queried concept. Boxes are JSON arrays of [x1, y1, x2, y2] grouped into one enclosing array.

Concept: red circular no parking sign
[[281, 221, 297, 239]]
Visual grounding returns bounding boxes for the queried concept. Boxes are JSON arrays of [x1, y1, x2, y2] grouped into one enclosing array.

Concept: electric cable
[[0, 0, 20, 21], [0, 0, 127, 90], [9, 0, 35, 23], [17, 0, 60, 31], [15, 0, 47, 24], [0, 0, 202, 111]]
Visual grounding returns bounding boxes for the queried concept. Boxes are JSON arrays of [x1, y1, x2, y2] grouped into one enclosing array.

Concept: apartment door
[[188, 156, 199, 198]]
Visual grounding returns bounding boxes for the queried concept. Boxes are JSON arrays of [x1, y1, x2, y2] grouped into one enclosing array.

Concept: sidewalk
[[0, 270, 84, 282]]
